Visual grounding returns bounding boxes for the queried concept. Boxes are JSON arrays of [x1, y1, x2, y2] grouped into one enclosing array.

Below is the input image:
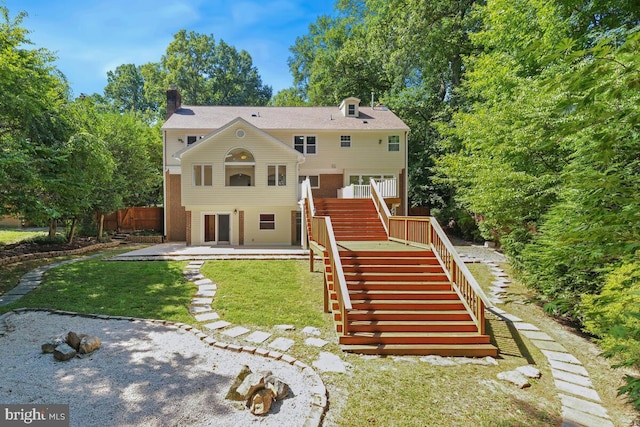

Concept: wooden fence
[[102, 207, 163, 233]]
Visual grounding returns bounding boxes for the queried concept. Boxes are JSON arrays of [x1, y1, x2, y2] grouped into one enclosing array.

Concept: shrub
[[582, 261, 640, 409]]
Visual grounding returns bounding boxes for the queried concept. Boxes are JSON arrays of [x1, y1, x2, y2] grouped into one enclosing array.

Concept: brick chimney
[[166, 88, 182, 119]]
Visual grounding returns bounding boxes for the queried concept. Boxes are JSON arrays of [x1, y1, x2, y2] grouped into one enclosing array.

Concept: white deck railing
[[338, 178, 397, 199]]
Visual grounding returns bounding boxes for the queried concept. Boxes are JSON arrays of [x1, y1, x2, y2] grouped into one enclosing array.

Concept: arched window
[[225, 148, 255, 186]]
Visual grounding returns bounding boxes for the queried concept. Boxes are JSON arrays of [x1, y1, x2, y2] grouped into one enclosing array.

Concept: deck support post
[[323, 274, 329, 313]]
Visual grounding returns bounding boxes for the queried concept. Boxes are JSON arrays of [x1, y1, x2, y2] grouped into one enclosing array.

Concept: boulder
[[236, 370, 272, 400], [41, 337, 65, 353], [497, 370, 531, 389], [79, 336, 101, 354], [265, 375, 290, 400], [249, 389, 273, 416], [516, 365, 542, 379], [53, 343, 77, 361], [66, 331, 88, 351], [225, 365, 253, 401]]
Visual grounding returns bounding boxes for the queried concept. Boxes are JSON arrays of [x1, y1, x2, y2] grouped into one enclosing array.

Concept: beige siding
[[188, 205, 294, 245], [266, 130, 405, 175], [180, 122, 300, 208]]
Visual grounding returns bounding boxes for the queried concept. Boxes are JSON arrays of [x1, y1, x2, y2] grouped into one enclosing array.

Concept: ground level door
[[204, 214, 230, 244]]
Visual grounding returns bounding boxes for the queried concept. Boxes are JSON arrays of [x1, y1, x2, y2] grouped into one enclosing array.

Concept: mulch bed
[[0, 238, 120, 266]]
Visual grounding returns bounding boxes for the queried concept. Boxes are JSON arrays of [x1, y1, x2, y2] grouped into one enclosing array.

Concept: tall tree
[[161, 30, 272, 106], [0, 6, 76, 235], [104, 63, 151, 113]]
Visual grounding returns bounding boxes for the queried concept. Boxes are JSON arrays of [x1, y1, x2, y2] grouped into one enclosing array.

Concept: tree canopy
[[282, 0, 640, 405]]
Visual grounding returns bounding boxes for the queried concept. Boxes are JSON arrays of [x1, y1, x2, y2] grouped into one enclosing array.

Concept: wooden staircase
[[314, 198, 388, 241], [315, 198, 497, 357]]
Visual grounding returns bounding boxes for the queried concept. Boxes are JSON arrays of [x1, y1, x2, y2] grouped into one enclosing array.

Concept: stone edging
[[0, 241, 121, 267], [126, 235, 163, 244], [462, 255, 615, 427], [0, 308, 327, 427]]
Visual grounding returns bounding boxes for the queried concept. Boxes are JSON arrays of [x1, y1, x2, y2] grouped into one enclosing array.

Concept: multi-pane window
[[267, 165, 287, 186], [347, 104, 356, 116], [294, 136, 317, 154], [259, 214, 275, 230], [388, 135, 400, 152], [340, 135, 351, 148], [193, 164, 213, 186], [186, 135, 202, 145], [299, 175, 320, 188]]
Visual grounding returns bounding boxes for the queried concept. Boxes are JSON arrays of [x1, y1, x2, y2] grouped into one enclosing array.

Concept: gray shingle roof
[[161, 105, 409, 131]]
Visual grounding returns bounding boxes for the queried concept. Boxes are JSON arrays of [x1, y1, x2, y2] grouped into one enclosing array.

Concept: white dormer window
[[339, 97, 360, 117]]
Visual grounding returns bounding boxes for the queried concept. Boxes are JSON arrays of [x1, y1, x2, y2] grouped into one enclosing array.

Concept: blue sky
[[3, 0, 336, 97]]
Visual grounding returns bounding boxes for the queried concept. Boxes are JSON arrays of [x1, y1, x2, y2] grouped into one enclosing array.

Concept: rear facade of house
[[162, 90, 409, 246]]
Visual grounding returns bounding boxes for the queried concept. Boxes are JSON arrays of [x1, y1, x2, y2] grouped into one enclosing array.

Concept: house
[[161, 89, 410, 246]]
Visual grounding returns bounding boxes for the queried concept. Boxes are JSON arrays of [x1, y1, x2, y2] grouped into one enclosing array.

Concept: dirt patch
[[0, 238, 98, 260]]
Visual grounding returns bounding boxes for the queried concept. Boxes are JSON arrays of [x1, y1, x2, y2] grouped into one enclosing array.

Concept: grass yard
[[1, 251, 635, 426], [0, 253, 195, 324], [0, 227, 47, 245], [201, 259, 326, 327]]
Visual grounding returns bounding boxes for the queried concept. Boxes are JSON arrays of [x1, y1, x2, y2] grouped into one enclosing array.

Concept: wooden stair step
[[339, 332, 491, 345], [344, 273, 450, 281], [347, 320, 479, 332], [346, 283, 452, 292], [340, 343, 498, 357], [350, 300, 465, 310], [342, 263, 444, 274], [340, 250, 434, 257], [347, 309, 472, 321], [341, 258, 440, 266], [348, 290, 459, 300]]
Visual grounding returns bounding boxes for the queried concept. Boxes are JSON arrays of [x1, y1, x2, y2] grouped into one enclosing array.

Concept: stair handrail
[[310, 213, 352, 335], [301, 178, 315, 216], [369, 178, 391, 234], [388, 216, 493, 335]]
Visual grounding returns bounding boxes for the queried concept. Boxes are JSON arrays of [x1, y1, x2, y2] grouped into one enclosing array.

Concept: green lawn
[[202, 259, 326, 328], [0, 253, 566, 426], [0, 228, 47, 245], [0, 254, 195, 323]]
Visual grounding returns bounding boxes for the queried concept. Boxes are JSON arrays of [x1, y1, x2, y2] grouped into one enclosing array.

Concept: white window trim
[[267, 164, 287, 187], [193, 164, 213, 186], [388, 135, 400, 152], [294, 135, 318, 155], [186, 135, 203, 146], [299, 175, 320, 189], [259, 213, 276, 230], [340, 135, 351, 148]]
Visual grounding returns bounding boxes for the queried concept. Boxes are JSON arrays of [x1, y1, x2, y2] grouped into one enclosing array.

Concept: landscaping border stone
[[0, 241, 120, 267]]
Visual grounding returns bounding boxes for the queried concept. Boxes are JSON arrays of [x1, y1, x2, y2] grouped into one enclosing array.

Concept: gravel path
[[0, 311, 314, 427]]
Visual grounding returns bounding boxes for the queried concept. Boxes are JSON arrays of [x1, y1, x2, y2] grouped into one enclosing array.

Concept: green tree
[[161, 30, 272, 106], [104, 63, 154, 113], [0, 6, 76, 235]]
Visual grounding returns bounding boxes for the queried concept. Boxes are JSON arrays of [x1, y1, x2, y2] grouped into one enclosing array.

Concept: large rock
[[53, 343, 77, 361], [236, 370, 272, 400], [66, 331, 88, 351], [516, 365, 542, 379], [249, 389, 273, 416], [497, 370, 531, 389], [265, 375, 290, 400], [41, 336, 65, 354], [225, 365, 253, 401], [79, 336, 101, 354]]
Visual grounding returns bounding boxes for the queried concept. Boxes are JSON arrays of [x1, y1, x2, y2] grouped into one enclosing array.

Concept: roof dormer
[[339, 97, 361, 118]]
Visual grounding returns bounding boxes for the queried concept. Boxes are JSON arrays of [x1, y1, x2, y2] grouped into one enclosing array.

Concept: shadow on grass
[[486, 314, 535, 364], [0, 259, 195, 323]]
